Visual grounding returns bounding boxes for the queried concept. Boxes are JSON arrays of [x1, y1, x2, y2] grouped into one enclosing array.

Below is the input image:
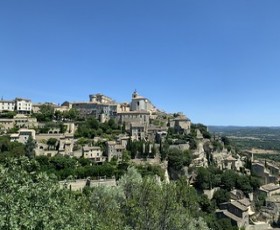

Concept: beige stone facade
[[83, 146, 106, 163], [106, 141, 125, 161]]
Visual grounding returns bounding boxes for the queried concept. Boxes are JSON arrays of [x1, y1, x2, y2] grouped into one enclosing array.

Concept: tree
[[195, 167, 212, 190], [168, 148, 191, 171], [221, 170, 237, 191], [199, 194, 215, 213], [160, 140, 169, 161], [34, 104, 54, 122], [25, 136, 36, 158], [47, 138, 58, 150], [0, 157, 90, 229], [212, 189, 230, 206], [221, 136, 230, 146], [236, 175, 252, 194]]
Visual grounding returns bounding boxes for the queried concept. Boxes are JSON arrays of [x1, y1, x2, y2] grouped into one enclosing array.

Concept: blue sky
[[0, 1, 280, 126]]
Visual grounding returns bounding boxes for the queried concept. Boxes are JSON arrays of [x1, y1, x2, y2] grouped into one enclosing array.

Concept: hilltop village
[[1, 91, 280, 229]]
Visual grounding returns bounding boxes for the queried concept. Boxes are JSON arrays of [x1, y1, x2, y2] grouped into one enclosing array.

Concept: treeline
[[195, 167, 260, 205], [32, 104, 80, 122], [254, 153, 280, 162], [74, 117, 123, 138], [34, 155, 165, 180]]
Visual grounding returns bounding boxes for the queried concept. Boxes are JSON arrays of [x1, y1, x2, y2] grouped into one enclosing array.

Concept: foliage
[[195, 166, 222, 190], [192, 123, 212, 139], [195, 167, 260, 195], [33, 104, 54, 122], [47, 137, 58, 150], [0, 160, 210, 230], [25, 135, 36, 158], [167, 148, 192, 171], [118, 167, 209, 230], [75, 117, 121, 139], [0, 157, 89, 229], [0, 136, 25, 157], [212, 140, 223, 152], [212, 189, 230, 206], [135, 164, 165, 180], [0, 111, 16, 118], [37, 122, 66, 134]]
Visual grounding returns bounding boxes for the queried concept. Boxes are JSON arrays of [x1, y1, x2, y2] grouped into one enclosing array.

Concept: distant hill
[[208, 126, 280, 151]]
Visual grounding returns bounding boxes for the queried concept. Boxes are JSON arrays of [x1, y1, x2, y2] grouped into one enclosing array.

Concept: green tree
[[0, 157, 90, 229], [47, 138, 58, 150], [25, 136, 36, 158], [168, 148, 191, 171], [212, 189, 230, 206], [221, 170, 237, 191], [34, 104, 54, 122]]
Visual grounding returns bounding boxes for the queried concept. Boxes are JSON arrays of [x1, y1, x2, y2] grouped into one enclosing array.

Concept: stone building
[[259, 183, 280, 197], [130, 122, 146, 141], [15, 98, 32, 114], [0, 97, 32, 114], [117, 102, 130, 112], [59, 134, 75, 155], [0, 114, 38, 132], [252, 162, 279, 185], [10, 129, 36, 144], [106, 141, 125, 161], [216, 199, 250, 229], [83, 146, 106, 163], [89, 93, 114, 104], [130, 90, 156, 113], [117, 111, 150, 131], [13, 114, 38, 129], [71, 102, 117, 120], [0, 119, 14, 131], [169, 115, 191, 134]]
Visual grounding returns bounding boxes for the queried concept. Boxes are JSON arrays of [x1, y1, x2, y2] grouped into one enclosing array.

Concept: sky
[[0, 1, 280, 126]]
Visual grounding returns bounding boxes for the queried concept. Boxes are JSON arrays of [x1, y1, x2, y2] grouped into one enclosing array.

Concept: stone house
[[117, 111, 150, 131], [10, 129, 36, 144], [252, 162, 279, 185], [0, 119, 14, 131], [130, 122, 146, 141], [216, 199, 250, 229], [259, 183, 280, 197], [83, 146, 106, 163], [169, 115, 191, 134], [13, 114, 38, 129], [0, 114, 38, 132], [106, 141, 125, 161]]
